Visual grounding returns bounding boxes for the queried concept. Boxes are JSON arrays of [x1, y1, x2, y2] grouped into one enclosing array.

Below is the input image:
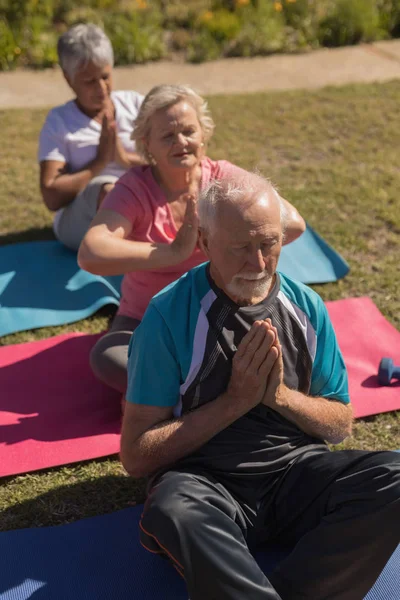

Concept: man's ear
[[198, 227, 210, 258]]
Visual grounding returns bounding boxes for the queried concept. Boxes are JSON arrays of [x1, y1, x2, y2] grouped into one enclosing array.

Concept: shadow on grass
[[0, 226, 55, 247], [0, 473, 146, 532]]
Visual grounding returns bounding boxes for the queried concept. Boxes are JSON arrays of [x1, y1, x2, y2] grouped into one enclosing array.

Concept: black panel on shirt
[[181, 267, 312, 415]]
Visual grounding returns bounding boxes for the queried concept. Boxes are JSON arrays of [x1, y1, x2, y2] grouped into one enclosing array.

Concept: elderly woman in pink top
[[78, 84, 305, 392]]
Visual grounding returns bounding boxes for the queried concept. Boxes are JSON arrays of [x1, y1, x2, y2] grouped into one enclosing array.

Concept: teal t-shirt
[[126, 263, 349, 412]]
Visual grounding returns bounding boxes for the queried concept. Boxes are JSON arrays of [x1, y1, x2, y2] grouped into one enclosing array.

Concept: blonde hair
[[132, 84, 215, 160]]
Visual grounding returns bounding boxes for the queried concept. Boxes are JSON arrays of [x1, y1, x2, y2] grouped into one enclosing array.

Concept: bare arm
[[280, 196, 306, 245], [121, 392, 254, 479], [40, 158, 109, 211], [114, 151, 146, 169], [272, 387, 352, 444], [40, 113, 118, 212], [114, 135, 146, 170], [78, 195, 199, 276], [263, 333, 353, 444], [121, 321, 278, 478]]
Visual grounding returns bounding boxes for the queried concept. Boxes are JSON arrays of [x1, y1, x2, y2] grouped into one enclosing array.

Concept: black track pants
[[140, 450, 400, 600]]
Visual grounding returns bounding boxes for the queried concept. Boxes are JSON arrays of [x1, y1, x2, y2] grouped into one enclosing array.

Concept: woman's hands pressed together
[[170, 194, 200, 263], [96, 112, 116, 168]]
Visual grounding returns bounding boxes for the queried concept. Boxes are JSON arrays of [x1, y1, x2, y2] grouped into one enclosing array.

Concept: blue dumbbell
[[378, 357, 400, 386]]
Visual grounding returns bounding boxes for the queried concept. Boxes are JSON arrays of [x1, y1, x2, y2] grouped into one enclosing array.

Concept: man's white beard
[[225, 272, 273, 305]]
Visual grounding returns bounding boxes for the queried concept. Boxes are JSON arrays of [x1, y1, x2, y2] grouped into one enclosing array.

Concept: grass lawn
[[0, 81, 399, 531]]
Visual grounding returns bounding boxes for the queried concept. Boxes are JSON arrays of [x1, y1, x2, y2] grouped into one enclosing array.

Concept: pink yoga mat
[[1, 298, 399, 478], [0, 333, 121, 477], [326, 297, 400, 418]]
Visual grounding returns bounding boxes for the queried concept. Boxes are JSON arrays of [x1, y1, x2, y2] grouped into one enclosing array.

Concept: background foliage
[[1, 0, 400, 70]]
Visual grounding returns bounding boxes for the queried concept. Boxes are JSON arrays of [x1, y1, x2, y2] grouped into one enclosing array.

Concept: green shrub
[[105, 11, 166, 64], [188, 28, 222, 62], [377, 0, 400, 35], [195, 8, 241, 42], [161, 0, 212, 28], [319, 0, 384, 46], [0, 0, 55, 26], [52, 0, 103, 24], [0, 18, 19, 70], [19, 16, 59, 68], [227, 1, 286, 57], [63, 7, 104, 28], [170, 27, 192, 51], [188, 7, 241, 62], [281, 0, 322, 48]]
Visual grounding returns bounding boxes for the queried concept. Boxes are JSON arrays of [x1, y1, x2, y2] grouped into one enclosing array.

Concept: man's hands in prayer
[[258, 323, 352, 443], [262, 324, 285, 408], [227, 320, 279, 411]]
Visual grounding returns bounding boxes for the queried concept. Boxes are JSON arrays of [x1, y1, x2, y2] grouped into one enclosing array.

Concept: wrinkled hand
[[97, 112, 116, 166], [227, 320, 279, 411], [261, 327, 284, 407], [170, 194, 199, 262]]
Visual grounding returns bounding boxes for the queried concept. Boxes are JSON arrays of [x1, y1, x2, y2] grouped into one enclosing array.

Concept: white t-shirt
[[38, 90, 144, 179]]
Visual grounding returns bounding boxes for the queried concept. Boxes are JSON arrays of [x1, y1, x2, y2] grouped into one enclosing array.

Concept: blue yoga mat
[[0, 241, 122, 338], [0, 505, 398, 600], [278, 224, 349, 284], [0, 226, 348, 338]]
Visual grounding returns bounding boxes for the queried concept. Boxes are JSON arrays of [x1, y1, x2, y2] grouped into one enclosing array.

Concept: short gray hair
[[198, 173, 288, 235], [57, 24, 114, 81], [132, 84, 215, 160]]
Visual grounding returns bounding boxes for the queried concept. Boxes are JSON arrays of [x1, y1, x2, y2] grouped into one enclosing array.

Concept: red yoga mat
[[326, 297, 400, 418], [0, 333, 121, 477]]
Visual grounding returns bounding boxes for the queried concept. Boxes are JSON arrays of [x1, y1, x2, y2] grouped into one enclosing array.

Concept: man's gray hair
[[198, 173, 289, 235], [132, 84, 215, 160], [57, 24, 114, 81]]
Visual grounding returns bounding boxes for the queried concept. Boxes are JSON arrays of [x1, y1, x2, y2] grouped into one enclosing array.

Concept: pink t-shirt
[[102, 157, 246, 320]]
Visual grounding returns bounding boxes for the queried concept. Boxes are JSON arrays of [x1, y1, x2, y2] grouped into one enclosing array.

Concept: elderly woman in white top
[[38, 23, 144, 250]]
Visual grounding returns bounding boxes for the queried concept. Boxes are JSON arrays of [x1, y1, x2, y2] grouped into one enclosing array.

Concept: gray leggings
[[54, 175, 118, 251], [90, 315, 141, 393]]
